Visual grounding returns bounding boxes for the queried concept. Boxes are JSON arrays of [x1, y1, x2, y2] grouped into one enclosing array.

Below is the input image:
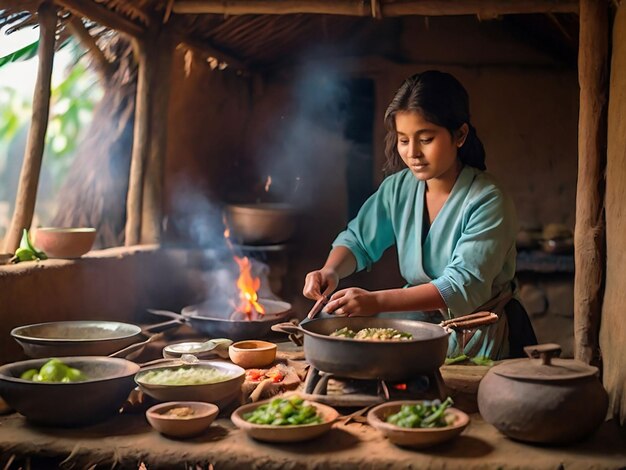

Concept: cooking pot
[[477, 343, 608, 444], [148, 299, 293, 342], [272, 317, 449, 381], [224, 203, 296, 244]]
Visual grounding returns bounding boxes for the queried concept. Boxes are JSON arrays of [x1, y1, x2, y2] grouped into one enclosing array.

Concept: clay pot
[[477, 343, 608, 444]]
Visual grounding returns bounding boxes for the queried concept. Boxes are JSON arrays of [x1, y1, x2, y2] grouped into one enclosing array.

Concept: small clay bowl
[[34, 227, 96, 258], [231, 398, 338, 443], [146, 401, 219, 438], [367, 401, 469, 448], [228, 340, 277, 369]]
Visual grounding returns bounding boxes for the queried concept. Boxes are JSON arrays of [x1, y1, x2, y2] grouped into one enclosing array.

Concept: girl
[[303, 70, 536, 360]]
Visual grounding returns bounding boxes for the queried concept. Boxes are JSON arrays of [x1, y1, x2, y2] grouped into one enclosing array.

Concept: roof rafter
[[171, 0, 579, 17]]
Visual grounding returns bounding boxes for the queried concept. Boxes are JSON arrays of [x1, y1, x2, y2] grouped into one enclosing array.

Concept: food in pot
[[330, 327, 413, 341], [163, 406, 196, 418], [386, 397, 454, 428], [19, 358, 86, 383], [243, 395, 323, 426], [139, 366, 233, 386]]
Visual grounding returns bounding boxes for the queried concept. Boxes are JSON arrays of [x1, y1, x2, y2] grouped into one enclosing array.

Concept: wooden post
[[574, 0, 609, 365], [140, 29, 175, 244], [3, 2, 57, 253], [125, 38, 151, 246]]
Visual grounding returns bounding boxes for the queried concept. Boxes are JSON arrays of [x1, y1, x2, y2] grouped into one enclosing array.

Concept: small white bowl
[[146, 401, 219, 438]]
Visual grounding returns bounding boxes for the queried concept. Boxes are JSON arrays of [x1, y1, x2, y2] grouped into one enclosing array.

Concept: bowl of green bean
[[231, 395, 339, 443], [367, 398, 469, 448]]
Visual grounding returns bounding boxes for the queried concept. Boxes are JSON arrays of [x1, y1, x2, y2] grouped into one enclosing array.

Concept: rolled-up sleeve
[[431, 188, 517, 315], [332, 178, 396, 272]]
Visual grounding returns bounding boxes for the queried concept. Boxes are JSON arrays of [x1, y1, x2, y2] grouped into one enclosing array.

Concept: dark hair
[[383, 70, 486, 173]]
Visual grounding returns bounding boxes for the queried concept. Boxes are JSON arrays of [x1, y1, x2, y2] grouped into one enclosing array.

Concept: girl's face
[[395, 110, 467, 183]]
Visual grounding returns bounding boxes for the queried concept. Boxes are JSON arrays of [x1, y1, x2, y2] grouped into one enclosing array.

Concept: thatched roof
[[1, 0, 580, 71]]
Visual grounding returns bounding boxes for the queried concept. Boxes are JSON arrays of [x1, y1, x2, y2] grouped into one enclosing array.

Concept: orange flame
[[264, 175, 272, 192], [234, 256, 265, 318]]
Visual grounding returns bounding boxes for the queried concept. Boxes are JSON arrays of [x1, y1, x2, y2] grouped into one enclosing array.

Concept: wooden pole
[[140, 28, 175, 244], [574, 0, 609, 365], [3, 2, 57, 254], [125, 38, 151, 246], [67, 16, 113, 82], [56, 0, 144, 37], [172, 0, 578, 16]]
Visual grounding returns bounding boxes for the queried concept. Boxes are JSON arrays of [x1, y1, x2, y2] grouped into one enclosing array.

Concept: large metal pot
[[11, 321, 143, 358], [477, 343, 608, 444], [149, 299, 293, 342], [224, 203, 296, 244], [272, 317, 449, 381], [0, 356, 139, 426]]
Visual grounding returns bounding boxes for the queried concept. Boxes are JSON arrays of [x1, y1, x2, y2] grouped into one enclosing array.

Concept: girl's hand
[[325, 288, 380, 317], [303, 268, 339, 300]]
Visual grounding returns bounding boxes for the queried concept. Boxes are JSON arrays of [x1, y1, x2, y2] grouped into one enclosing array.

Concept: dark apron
[[504, 298, 538, 358]]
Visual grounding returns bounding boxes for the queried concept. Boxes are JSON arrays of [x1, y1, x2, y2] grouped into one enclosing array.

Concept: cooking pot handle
[[271, 322, 302, 335], [271, 322, 304, 346], [524, 343, 561, 365]]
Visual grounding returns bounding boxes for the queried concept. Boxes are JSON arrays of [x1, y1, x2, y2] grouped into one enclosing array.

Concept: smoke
[[167, 180, 276, 313], [254, 58, 353, 210]]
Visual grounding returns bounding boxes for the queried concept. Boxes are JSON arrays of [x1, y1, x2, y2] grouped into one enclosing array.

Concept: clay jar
[[477, 343, 608, 444]]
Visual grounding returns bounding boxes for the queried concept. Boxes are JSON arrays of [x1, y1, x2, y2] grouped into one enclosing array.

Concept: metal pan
[[11, 321, 144, 358], [272, 317, 449, 381], [148, 299, 293, 342]]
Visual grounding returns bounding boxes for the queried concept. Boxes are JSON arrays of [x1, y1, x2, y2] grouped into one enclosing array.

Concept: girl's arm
[[325, 282, 446, 317]]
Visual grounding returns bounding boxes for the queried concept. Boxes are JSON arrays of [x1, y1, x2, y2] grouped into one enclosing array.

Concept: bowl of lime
[[0, 356, 139, 426]]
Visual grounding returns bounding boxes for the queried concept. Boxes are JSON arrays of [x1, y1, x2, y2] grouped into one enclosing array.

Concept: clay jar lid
[[492, 343, 599, 381]]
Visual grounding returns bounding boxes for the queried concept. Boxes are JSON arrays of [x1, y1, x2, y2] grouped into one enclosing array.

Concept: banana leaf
[[0, 40, 38, 67]]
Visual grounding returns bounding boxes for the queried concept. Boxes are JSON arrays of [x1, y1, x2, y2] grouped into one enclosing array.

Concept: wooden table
[[0, 406, 625, 469]]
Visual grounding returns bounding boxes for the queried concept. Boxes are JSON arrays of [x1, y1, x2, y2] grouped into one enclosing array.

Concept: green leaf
[[0, 40, 39, 68]]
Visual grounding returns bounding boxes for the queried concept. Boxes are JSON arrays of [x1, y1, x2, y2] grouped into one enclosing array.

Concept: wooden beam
[[55, 0, 144, 37], [172, 0, 578, 16], [574, 0, 609, 365], [3, 2, 57, 254], [382, 0, 579, 16], [173, 0, 369, 15], [140, 29, 175, 244], [125, 39, 151, 246], [67, 16, 113, 81]]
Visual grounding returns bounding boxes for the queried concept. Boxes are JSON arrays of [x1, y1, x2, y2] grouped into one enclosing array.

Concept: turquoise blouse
[[332, 165, 518, 359]]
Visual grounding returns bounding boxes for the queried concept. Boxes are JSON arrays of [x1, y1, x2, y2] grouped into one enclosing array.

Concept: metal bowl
[[135, 361, 245, 408], [0, 356, 139, 426], [11, 321, 143, 358]]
